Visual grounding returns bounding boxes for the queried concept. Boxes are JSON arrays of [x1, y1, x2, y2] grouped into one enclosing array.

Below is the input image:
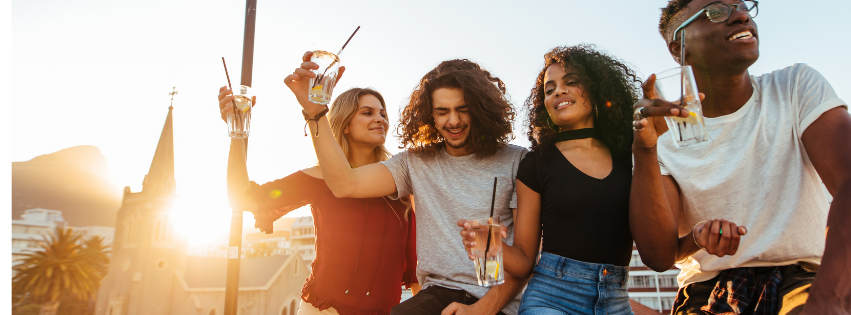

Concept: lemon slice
[[673, 111, 700, 125], [233, 96, 251, 113], [486, 260, 499, 279], [311, 85, 324, 92]]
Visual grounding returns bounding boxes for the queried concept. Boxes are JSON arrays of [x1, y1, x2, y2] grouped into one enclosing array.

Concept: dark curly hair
[[524, 44, 640, 160], [397, 59, 515, 157], [659, 0, 695, 43]]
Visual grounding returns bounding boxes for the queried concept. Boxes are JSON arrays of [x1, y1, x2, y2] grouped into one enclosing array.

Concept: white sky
[[8, 0, 851, 239]]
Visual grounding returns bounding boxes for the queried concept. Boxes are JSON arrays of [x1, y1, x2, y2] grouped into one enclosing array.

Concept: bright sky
[[9, 0, 851, 242]]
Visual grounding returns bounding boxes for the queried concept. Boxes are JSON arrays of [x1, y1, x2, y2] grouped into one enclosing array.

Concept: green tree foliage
[[12, 228, 111, 315]]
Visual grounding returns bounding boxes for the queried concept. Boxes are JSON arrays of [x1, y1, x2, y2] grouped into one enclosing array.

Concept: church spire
[[142, 88, 178, 193]]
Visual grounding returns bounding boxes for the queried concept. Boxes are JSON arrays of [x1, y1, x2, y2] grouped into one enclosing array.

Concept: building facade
[[11, 208, 67, 266], [94, 105, 307, 315], [12, 208, 115, 273], [290, 216, 316, 266], [626, 246, 679, 314]]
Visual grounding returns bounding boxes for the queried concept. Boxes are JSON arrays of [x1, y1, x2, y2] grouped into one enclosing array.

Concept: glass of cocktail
[[654, 66, 709, 147], [308, 50, 341, 105], [227, 85, 253, 139], [468, 216, 504, 287]]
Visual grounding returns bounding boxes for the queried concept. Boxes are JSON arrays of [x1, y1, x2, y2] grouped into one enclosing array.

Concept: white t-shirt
[[656, 63, 847, 287]]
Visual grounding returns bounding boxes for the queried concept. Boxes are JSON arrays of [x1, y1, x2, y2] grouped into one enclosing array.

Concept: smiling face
[[543, 64, 594, 130], [672, 0, 760, 70], [343, 94, 389, 148], [432, 87, 472, 154]]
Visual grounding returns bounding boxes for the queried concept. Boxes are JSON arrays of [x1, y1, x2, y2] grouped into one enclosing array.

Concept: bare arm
[[502, 180, 541, 278], [800, 107, 851, 314], [631, 77, 746, 271], [226, 138, 257, 212], [283, 51, 397, 198], [446, 205, 529, 315], [630, 145, 680, 271]]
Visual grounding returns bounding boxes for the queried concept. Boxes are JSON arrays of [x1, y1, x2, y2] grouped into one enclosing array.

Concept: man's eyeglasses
[[672, 1, 759, 42]]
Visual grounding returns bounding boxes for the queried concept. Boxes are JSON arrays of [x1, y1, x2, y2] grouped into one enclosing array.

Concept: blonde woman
[[219, 86, 419, 315]]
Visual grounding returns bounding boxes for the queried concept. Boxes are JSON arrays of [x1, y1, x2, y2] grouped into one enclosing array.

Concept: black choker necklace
[[555, 128, 598, 142]]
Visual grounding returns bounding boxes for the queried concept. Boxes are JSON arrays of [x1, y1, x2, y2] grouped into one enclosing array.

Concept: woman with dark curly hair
[[460, 44, 642, 314]]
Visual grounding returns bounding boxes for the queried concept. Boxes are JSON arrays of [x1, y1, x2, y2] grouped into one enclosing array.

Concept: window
[[124, 212, 141, 245], [290, 300, 297, 315], [281, 307, 288, 315], [628, 275, 655, 288], [629, 253, 643, 267], [658, 275, 678, 288], [660, 297, 676, 310], [12, 225, 27, 233], [293, 261, 298, 275], [209, 308, 216, 315]]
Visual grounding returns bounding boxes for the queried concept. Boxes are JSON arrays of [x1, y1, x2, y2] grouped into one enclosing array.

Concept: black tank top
[[516, 146, 633, 266]]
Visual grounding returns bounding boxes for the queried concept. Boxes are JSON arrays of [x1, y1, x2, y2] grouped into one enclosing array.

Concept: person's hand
[[218, 86, 257, 123], [457, 219, 508, 261], [632, 74, 699, 149], [441, 302, 485, 315], [282, 51, 346, 116], [693, 219, 748, 257]]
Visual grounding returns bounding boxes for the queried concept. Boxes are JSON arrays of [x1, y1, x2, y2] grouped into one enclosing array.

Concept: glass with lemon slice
[[655, 66, 710, 147], [308, 50, 341, 105], [469, 216, 504, 287], [227, 85, 253, 139]]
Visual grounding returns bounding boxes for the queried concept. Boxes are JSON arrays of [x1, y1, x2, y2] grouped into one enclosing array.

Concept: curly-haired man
[[286, 55, 528, 315], [630, 1, 851, 314]]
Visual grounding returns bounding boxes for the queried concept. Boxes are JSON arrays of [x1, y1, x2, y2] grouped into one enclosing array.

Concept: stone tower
[[95, 105, 186, 315]]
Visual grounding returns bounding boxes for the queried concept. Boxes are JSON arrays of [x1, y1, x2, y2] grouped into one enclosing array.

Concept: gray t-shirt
[[381, 144, 528, 315]]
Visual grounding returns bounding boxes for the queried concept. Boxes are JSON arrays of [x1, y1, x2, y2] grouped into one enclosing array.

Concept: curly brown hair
[[659, 0, 695, 43], [524, 44, 640, 160], [396, 59, 515, 158]]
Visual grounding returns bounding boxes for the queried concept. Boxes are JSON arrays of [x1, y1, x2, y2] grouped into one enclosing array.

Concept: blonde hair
[[328, 88, 411, 220], [327, 88, 392, 163]]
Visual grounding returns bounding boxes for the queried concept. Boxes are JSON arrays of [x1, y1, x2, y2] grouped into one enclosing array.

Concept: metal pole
[[224, 1, 256, 314]]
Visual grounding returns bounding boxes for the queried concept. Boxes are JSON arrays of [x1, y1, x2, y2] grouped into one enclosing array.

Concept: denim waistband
[[536, 252, 629, 284]]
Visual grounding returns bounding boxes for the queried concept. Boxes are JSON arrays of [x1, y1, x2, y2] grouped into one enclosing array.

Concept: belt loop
[[621, 267, 630, 288], [556, 256, 564, 279]]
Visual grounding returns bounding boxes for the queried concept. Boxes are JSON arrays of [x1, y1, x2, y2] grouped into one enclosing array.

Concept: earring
[[594, 104, 599, 119], [546, 115, 559, 132]]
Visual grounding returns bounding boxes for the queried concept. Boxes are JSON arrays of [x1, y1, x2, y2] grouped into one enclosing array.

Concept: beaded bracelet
[[692, 220, 710, 251]]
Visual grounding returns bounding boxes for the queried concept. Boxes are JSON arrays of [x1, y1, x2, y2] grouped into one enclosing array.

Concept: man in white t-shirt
[[630, 1, 850, 314]]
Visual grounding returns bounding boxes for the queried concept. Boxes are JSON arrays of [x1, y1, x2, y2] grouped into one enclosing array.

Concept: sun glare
[[169, 195, 243, 247]]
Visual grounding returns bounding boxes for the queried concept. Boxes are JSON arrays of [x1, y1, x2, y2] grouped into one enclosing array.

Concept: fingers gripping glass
[[672, 1, 759, 42]]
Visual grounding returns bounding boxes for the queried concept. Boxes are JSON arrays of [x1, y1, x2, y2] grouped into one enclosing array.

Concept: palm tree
[[12, 227, 108, 315]]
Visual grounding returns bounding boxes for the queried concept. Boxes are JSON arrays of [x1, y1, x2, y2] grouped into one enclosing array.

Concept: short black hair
[[659, 0, 695, 43]]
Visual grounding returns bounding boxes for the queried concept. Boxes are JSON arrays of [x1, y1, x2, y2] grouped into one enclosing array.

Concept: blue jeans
[[519, 252, 633, 315]]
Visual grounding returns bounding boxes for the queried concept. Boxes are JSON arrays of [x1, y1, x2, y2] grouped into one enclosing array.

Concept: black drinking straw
[[484, 177, 498, 259], [336, 26, 360, 56], [314, 26, 361, 85], [222, 57, 237, 110]]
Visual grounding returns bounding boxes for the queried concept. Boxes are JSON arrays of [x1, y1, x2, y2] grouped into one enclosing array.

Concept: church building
[[95, 102, 310, 315]]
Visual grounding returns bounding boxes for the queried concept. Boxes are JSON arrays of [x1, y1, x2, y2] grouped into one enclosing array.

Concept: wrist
[[633, 143, 657, 155], [302, 104, 328, 118], [692, 220, 708, 252]]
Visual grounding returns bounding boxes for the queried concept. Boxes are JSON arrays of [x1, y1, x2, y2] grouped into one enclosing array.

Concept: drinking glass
[[468, 216, 504, 287], [654, 66, 709, 147], [227, 85, 252, 139], [308, 50, 341, 105]]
